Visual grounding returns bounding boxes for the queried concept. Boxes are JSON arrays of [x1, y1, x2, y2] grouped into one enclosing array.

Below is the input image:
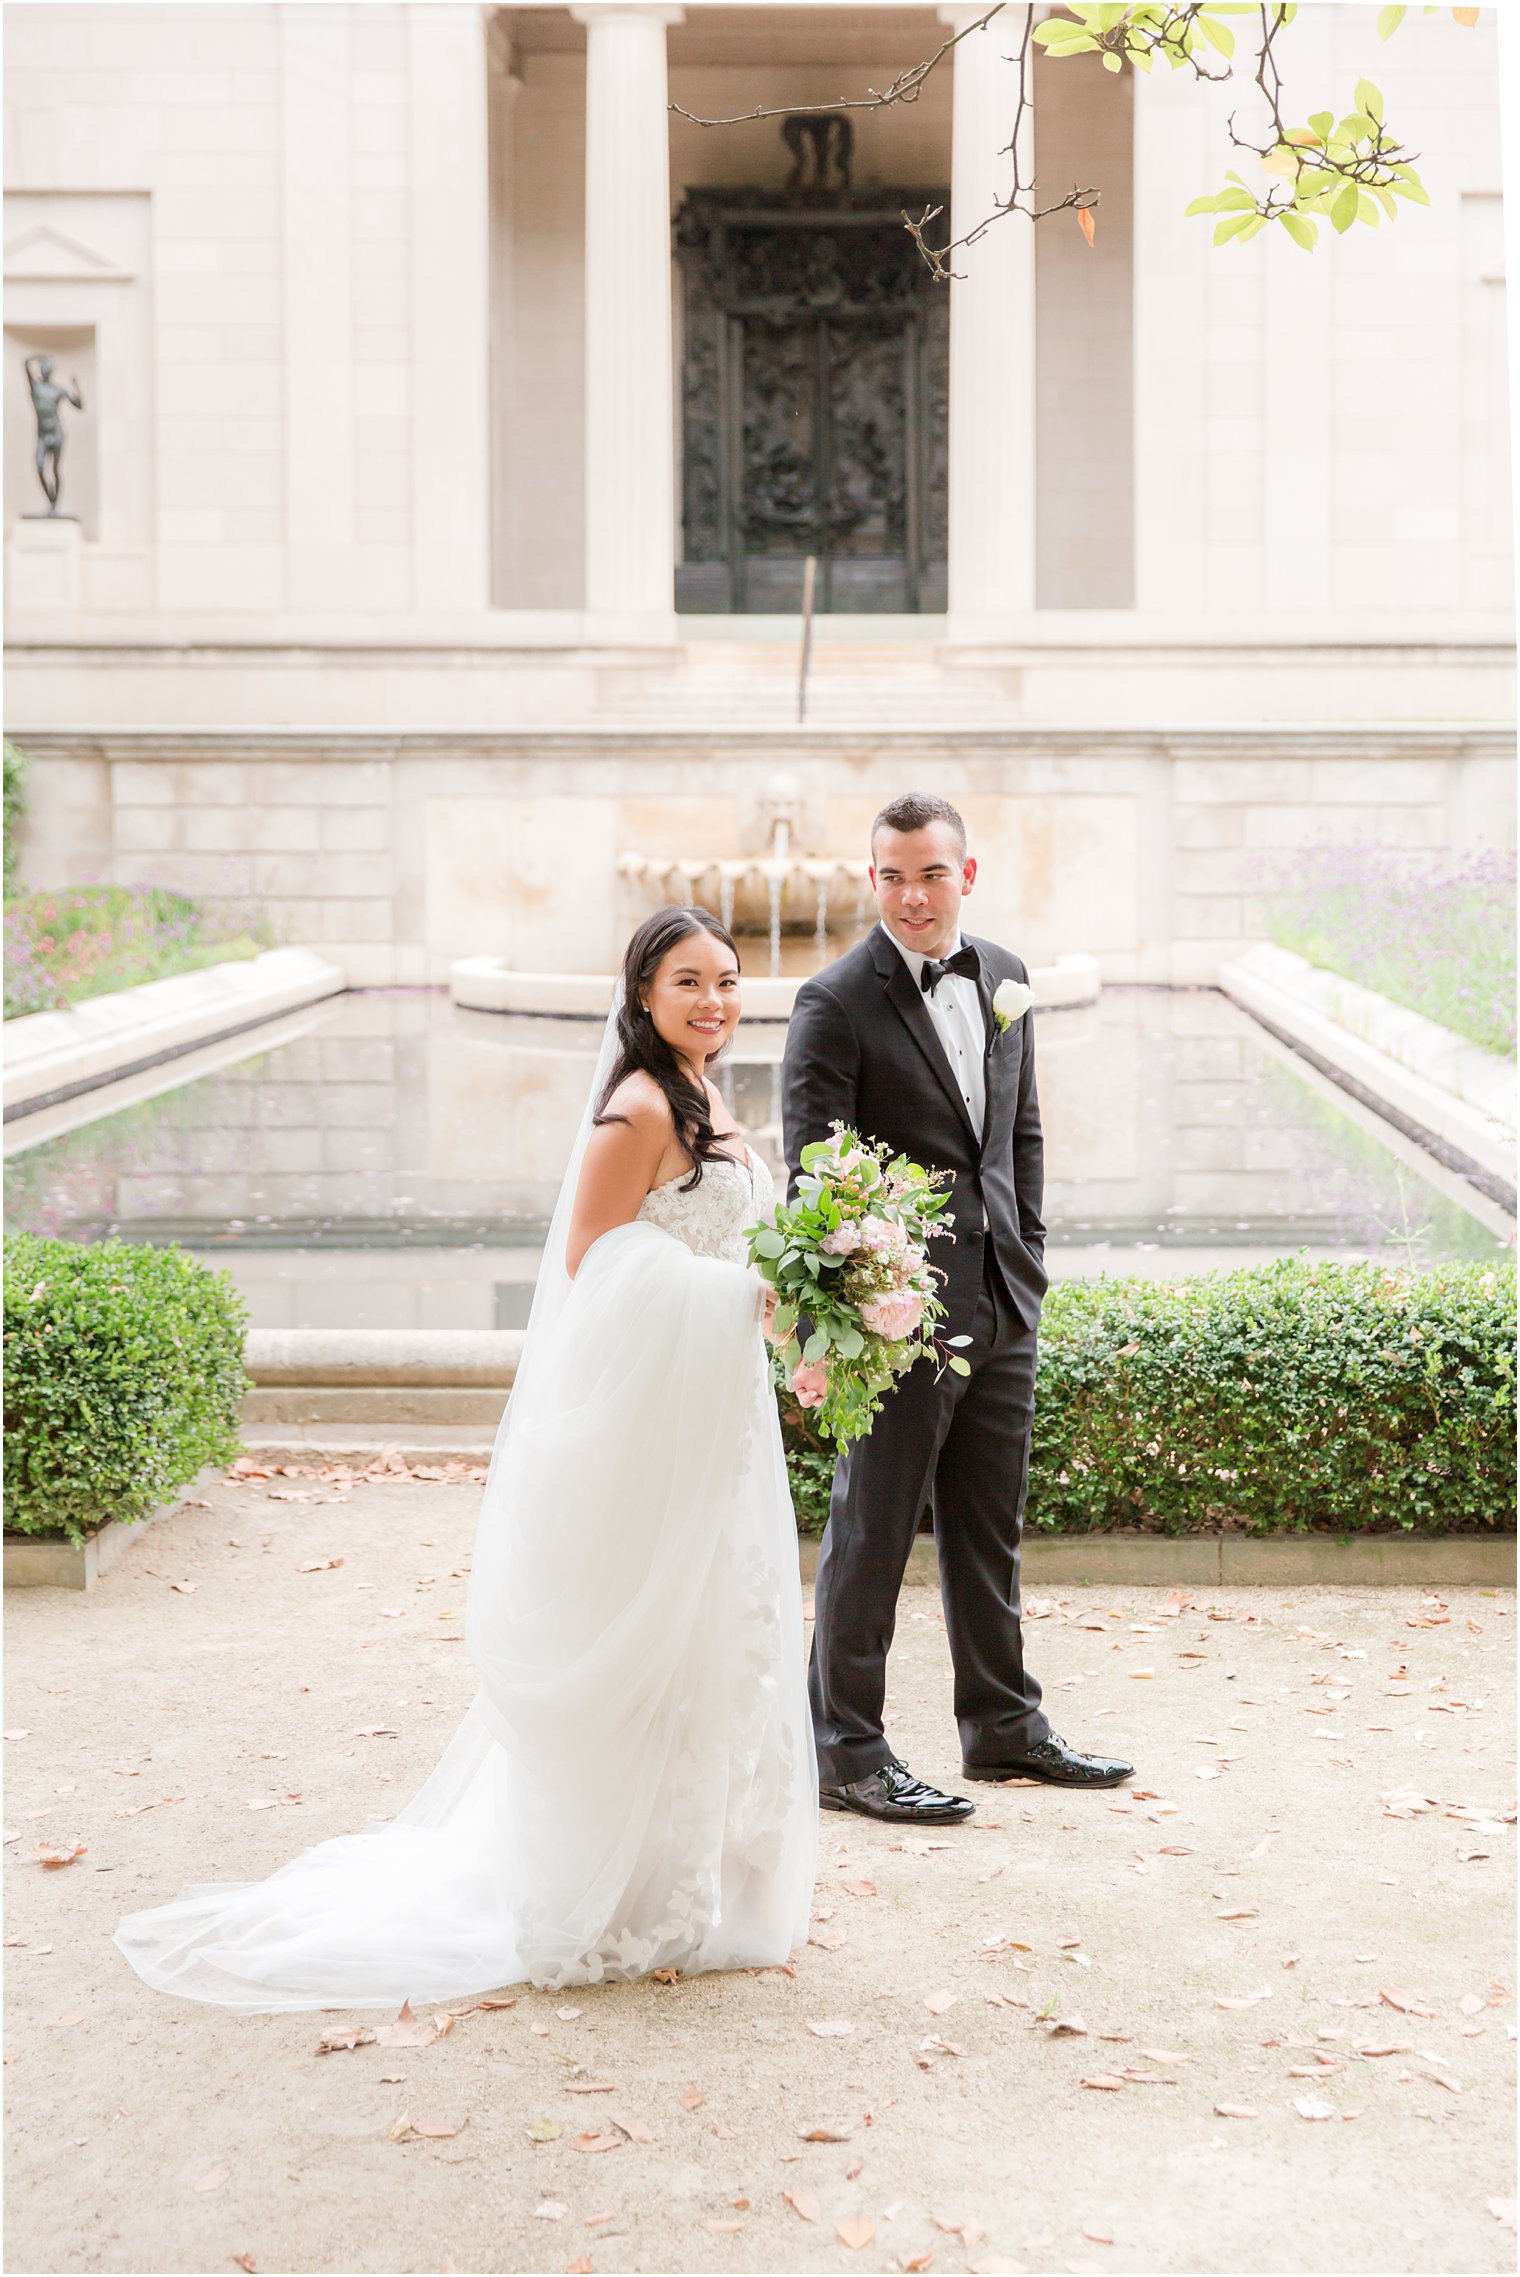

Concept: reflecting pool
[[5, 985, 1510, 1331]]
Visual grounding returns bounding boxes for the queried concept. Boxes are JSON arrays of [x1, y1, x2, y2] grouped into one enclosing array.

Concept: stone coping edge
[[803, 1533, 1516, 1588], [246, 1328, 527, 1387], [1220, 945, 1516, 1194], [451, 952, 1101, 1021], [12, 1512, 1510, 1592], [3, 946, 347, 1115], [3, 1466, 223, 1591]]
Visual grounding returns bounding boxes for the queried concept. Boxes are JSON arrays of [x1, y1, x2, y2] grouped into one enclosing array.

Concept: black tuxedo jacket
[[781, 922, 1048, 1337]]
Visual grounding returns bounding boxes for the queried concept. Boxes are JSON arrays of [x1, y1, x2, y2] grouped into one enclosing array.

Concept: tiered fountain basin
[[450, 950, 1102, 1021]]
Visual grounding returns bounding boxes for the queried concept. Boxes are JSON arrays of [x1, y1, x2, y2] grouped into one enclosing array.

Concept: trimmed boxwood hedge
[[4, 1233, 249, 1544], [780, 1257, 1516, 1540]]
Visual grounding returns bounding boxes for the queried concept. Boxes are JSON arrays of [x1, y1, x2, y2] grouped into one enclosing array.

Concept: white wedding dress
[[115, 1009, 818, 2011]]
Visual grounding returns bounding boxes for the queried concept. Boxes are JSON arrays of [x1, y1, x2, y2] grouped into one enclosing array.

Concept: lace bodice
[[636, 1145, 775, 1266]]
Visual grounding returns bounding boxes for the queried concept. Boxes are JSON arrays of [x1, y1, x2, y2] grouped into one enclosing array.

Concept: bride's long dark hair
[[594, 906, 742, 1191]]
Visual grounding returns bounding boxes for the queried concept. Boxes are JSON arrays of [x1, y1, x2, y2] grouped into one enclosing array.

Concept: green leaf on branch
[[1279, 211, 1318, 250], [1198, 12, 1236, 54], [1308, 110, 1335, 140], [1355, 77, 1385, 122], [1330, 182, 1359, 233], [1213, 211, 1257, 245], [1377, 3, 1406, 34]]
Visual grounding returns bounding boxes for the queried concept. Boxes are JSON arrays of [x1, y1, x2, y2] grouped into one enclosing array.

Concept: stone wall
[[3, 3, 1509, 636], [11, 723, 1512, 988]]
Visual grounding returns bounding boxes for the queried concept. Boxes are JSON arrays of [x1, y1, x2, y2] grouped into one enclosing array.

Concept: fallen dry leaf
[[194, 2168, 226, 2193], [1216, 1989, 1271, 2010], [700, 2219, 745, 2235], [525, 2118, 563, 2144], [798, 2124, 851, 2142], [533, 2202, 568, 2221], [1080, 2075, 1127, 2092], [31, 1842, 86, 1870], [1213, 2102, 1259, 2119], [231, 2256, 257, 2273], [409, 2116, 463, 2139], [297, 1558, 343, 1573], [807, 2018, 854, 2038], [315, 2025, 376, 2055], [1045, 2015, 1088, 2038], [570, 2132, 622, 2155], [611, 2113, 654, 2144], [810, 1925, 847, 1951], [839, 1878, 877, 1899], [1082, 2224, 1115, 2245], [1379, 1987, 1436, 2018], [375, 2000, 439, 2048], [836, 2217, 875, 2250], [924, 1991, 958, 2016], [679, 2088, 706, 2111], [1292, 2095, 1337, 2121], [933, 2216, 986, 2247], [783, 2187, 821, 2222]]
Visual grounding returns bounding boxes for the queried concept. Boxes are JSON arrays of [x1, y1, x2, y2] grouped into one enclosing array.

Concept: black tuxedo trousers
[[782, 923, 1054, 1785], [808, 1250, 1049, 1783]]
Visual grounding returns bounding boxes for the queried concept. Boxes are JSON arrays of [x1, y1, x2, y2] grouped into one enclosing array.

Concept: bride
[[115, 907, 818, 2009]]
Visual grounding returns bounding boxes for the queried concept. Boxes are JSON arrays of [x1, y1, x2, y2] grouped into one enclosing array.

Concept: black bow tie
[[919, 944, 979, 995]]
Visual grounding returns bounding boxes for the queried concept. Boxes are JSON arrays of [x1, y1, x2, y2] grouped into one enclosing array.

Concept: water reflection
[[5, 986, 1508, 1331]]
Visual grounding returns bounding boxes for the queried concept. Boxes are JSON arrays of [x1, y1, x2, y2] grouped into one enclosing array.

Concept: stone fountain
[[616, 772, 872, 977], [450, 769, 1099, 1019]]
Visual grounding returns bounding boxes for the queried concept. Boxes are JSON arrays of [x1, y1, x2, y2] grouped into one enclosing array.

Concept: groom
[[782, 792, 1133, 1824]]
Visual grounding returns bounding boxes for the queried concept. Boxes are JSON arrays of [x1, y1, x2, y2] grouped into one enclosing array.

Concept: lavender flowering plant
[[1258, 844, 1515, 1058]]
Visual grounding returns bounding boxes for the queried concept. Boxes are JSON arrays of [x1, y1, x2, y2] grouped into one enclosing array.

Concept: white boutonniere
[[992, 977, 1035, 1034]]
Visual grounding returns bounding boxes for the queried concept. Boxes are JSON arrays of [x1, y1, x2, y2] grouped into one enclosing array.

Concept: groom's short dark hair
[[871, 792, 967, 861]]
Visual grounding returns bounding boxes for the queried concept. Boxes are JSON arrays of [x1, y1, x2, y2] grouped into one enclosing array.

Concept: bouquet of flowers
[[746, 1125, 969, 1450]]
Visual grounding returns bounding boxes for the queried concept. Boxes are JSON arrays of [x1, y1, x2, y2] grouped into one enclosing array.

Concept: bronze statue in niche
[[23, 352, 84, 518]]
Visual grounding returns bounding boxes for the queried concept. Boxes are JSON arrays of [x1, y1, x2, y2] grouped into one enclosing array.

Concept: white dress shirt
[[883, 924, 987, 1140]]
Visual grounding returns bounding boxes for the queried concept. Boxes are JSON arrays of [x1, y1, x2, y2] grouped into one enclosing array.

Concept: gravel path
[[4, 1478, 1515, 2276]]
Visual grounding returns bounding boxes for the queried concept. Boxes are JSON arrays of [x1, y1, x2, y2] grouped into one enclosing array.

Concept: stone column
[[407, 3, 492, 612], [939, 4, 1037, 635], [573, 2, 683, 639]]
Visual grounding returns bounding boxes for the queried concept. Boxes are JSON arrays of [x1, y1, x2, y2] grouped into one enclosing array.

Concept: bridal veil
[[115, 994, 817, 2010]]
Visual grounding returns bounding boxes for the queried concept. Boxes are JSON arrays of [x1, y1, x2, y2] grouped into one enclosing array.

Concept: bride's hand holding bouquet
[[746, 1125, 969, 1449]]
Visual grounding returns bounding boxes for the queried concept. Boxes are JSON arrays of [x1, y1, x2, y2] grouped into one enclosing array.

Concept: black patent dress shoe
[[962, 1731, 1134, 1788], [819, 1762, 975, 1824]]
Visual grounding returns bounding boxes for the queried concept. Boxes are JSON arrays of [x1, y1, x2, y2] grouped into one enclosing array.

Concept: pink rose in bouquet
[[745, 1123, 969, 1447], [859, 1287, 924, 1341], [859, 1214, 908, 1258]]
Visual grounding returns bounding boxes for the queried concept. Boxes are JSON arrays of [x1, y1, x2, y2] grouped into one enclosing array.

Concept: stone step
[[241, 1425, 498, 1465], [595, 684, 1012, 726]]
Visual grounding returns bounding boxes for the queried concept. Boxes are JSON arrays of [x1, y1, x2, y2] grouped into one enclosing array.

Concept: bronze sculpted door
[[676, 192, 949, 614]]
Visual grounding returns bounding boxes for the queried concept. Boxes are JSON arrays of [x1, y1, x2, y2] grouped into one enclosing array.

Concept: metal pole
[[797, 554, 817, 726]]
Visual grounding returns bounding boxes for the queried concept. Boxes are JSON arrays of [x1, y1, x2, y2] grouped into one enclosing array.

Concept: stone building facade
[[3, 2, 1514, 984]]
